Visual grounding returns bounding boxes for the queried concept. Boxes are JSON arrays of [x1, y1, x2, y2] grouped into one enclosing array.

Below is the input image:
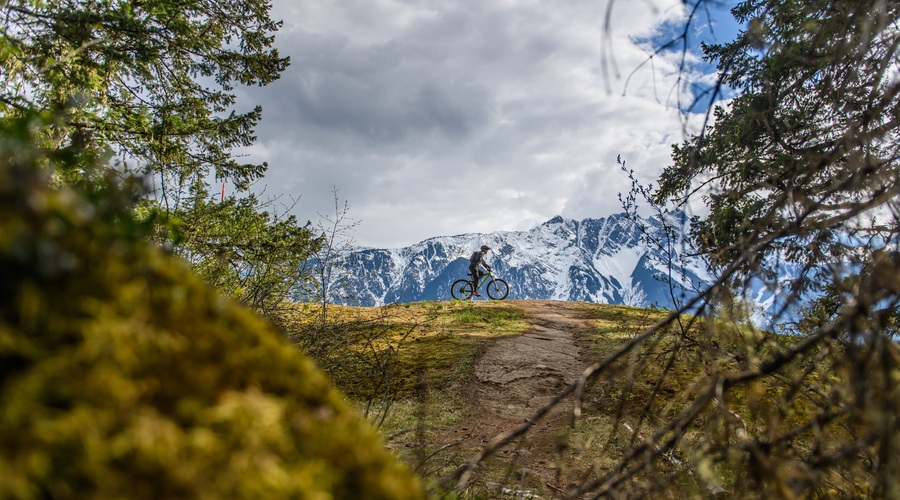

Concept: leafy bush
[[0, 117, 424, 499]]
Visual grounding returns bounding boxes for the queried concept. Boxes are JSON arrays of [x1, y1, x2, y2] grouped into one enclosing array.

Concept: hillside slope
[[366, 300, 672, 499], [356, 299, 867, 499]]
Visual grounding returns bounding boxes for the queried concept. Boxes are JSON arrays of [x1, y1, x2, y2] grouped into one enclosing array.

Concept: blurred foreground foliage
[[0, 114, 424, 499]]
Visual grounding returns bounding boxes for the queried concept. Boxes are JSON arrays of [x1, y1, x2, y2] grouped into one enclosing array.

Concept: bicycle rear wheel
[[486, 278, 509, 300], [451, 279, 474, 300]]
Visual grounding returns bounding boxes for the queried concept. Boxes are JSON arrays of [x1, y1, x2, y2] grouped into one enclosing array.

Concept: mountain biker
[[469, 245, 492, 296]]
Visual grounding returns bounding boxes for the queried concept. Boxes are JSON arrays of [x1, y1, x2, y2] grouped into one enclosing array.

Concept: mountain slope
[[331, 213, 710, 308]]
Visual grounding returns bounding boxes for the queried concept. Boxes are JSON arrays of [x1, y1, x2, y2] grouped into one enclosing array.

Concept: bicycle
[[450, 270, 509, 300]]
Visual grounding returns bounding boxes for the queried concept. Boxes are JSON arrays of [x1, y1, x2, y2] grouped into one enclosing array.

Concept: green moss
[[0, 138, 424, 498]]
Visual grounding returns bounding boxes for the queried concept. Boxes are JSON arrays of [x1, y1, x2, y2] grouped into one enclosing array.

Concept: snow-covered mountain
[[329, 213, 712, 308]]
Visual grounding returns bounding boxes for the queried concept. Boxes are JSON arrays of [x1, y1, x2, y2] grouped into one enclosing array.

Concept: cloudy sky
[[236, 0, 741, 248]]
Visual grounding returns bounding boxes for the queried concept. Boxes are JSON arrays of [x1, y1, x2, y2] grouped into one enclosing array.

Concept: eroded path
[[440, 300, 597, 495]]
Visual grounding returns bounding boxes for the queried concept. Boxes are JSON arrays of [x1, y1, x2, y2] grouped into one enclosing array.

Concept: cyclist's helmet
[[481, 245, 491, 252]]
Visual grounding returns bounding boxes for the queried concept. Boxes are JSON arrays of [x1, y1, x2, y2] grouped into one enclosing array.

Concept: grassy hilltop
[[284, 299, 874, 499]]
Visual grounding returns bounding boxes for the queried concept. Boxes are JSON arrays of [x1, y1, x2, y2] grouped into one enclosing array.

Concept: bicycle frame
[[451, 269, 509, 300]]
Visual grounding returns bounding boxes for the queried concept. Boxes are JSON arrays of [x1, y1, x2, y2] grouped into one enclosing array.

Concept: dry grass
[[279, 300, 850, 498], [279, 301, 696, 493], [281, 300, 528, 395]]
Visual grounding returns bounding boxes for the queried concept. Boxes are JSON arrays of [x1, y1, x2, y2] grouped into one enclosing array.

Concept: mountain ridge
[[322, 212, 710, 309]]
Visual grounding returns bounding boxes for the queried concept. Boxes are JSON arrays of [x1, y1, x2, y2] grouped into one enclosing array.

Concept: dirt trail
[[441, 300, 596, 494]]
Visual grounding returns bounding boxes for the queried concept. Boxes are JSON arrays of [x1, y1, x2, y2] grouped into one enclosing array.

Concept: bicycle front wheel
[[486, 278, 509, 300], [451, 279, 474, 300]]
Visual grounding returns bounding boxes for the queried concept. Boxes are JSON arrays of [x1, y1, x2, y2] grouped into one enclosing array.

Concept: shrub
[[0, 120, 424, 499]]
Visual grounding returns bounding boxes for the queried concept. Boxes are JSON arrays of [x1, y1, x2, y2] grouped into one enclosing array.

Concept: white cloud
[[235, 0, 733, 248]]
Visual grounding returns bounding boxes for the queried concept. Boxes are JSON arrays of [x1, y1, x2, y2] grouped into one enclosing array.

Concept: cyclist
[[469, 245, 492, 296]]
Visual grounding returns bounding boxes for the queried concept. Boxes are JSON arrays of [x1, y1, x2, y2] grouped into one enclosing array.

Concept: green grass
[[448, 302, 525, 329]]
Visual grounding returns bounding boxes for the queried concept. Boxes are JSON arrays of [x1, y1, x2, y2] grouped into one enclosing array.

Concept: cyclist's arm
[[472, 251, 491, 271]]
